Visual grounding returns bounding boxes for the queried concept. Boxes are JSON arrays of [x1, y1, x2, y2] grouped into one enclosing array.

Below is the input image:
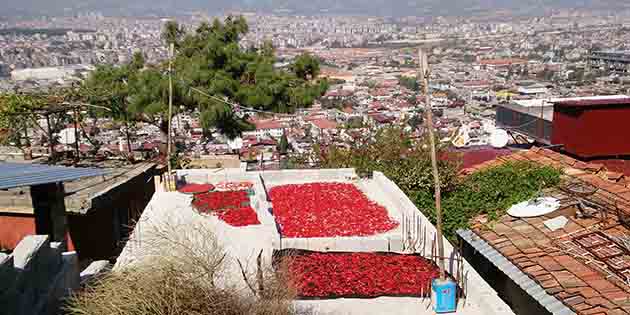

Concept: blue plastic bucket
[[432, 278, 457, 313]]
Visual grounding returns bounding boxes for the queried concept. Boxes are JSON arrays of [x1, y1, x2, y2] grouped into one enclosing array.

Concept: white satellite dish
[[490, 129, 509, 148], [57, 128, 77, 145], [507, 197, 560, 218]]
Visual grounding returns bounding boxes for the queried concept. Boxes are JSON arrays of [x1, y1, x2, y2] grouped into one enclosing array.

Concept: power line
[[500, 117, 542, 130]]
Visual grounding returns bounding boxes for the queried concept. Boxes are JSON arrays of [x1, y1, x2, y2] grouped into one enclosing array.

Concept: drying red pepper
[[269, 183, 399, 237], [283, 252, 440, 298], [192, 191, 260, 227]]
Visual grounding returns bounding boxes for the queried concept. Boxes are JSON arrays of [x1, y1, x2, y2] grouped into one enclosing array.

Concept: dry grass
[[64, 220, 302, 315]]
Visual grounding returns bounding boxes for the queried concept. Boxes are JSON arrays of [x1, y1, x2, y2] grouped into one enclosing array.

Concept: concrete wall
[[68, 166, 157, 262], [259, 168, 357, 187], [0, 235, 80, 315], [371, 171, 513, 315], [460, 239, 552, 315]]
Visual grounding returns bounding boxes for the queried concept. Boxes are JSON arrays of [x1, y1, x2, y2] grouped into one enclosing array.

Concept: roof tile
[[567, 287, 601, 299], [607, 172, 625, 182], [536, 256, 565, 272], [566, 296, 587, 306], [574, 303, 594, 312], [583, 307, 614, 315], [542, 278, 561, 289], [465, 147, 630, 315], [554, 270, 587, 289], [500, 245, 522, 256], [590, 279, 619, 294]]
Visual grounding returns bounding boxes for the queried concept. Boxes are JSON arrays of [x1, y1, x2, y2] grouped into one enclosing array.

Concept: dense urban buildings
[[3, 4, 630, 315]]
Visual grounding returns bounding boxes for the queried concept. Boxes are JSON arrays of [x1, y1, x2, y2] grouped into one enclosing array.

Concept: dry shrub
[[65, 219, 300, 315]]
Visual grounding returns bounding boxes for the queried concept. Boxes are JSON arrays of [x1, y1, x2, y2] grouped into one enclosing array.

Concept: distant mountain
[[2, 0, 630, 17]]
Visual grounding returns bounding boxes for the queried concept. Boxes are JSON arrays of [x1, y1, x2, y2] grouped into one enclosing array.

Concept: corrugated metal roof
[[0, 162, 108, 190], [457, 229, 576, 315]]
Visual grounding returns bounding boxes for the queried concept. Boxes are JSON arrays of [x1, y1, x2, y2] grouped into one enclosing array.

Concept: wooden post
[[73, 108, 81, 162], [419, 49, 446, 281], [167, 43, 174, 176], [45, 114, 56, 161], [23, 120, 32, 160]]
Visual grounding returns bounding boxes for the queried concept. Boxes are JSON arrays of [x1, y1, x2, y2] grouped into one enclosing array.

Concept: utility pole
[[73, 108, 80, 163], [419, 49, 446, 281], [167, 43, 174, 177], [45, 114, 56, 162]]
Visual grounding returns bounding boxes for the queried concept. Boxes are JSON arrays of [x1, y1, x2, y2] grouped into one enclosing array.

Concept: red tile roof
[[445, 146, 514, 169], [369, 113, 395, 124], [250, 139, 277, 147], [464, 147, 630, 315], [254, 120, 283, 130], [461, 80, 491, 87], [342, 106, 354, 114], [479, 58, 528, 66], [311, 119, 338, 130]]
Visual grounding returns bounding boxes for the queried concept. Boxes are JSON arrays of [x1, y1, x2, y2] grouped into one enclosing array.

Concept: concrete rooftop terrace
[[115, 168, 513, 315], [459, 147, 630, 315]]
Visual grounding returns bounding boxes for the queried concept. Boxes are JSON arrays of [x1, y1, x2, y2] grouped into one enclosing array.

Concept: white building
[[242, 120, 284, 139], [11, 65, 94, 82]]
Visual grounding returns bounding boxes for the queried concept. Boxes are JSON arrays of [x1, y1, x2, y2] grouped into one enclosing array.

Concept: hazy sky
[[1, 0, 628, 17]]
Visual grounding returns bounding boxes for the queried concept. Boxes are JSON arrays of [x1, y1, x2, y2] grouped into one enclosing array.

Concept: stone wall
[[0, 235, 80, 315]]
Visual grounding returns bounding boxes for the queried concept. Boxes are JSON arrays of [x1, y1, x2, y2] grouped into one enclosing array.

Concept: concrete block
[[62, 252, 80, 291], [80, 260, 110, 284], [360, 238, 389, 252], [331, 238, 360, 251], [281, 238, 304, 250], [0, 253, 16, 292], [46, 242, 63, 274], [388, 237, 404, 252], [12, 235, 49, 270], [308, 238, 337, 252]]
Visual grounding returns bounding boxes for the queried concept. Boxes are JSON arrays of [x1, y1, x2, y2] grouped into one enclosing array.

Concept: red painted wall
[[0, 215, 35, 250], [552, 105, 630, 158], [0, 214, 75, 251]]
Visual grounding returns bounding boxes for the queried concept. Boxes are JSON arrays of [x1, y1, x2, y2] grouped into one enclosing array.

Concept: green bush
[[291, 126, 563, 239], [416, 161, 562, 239]]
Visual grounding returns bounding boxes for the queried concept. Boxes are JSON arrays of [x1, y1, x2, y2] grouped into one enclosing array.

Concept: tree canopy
[[290, 53, 320, 80], [83, 15, 329, 139]]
